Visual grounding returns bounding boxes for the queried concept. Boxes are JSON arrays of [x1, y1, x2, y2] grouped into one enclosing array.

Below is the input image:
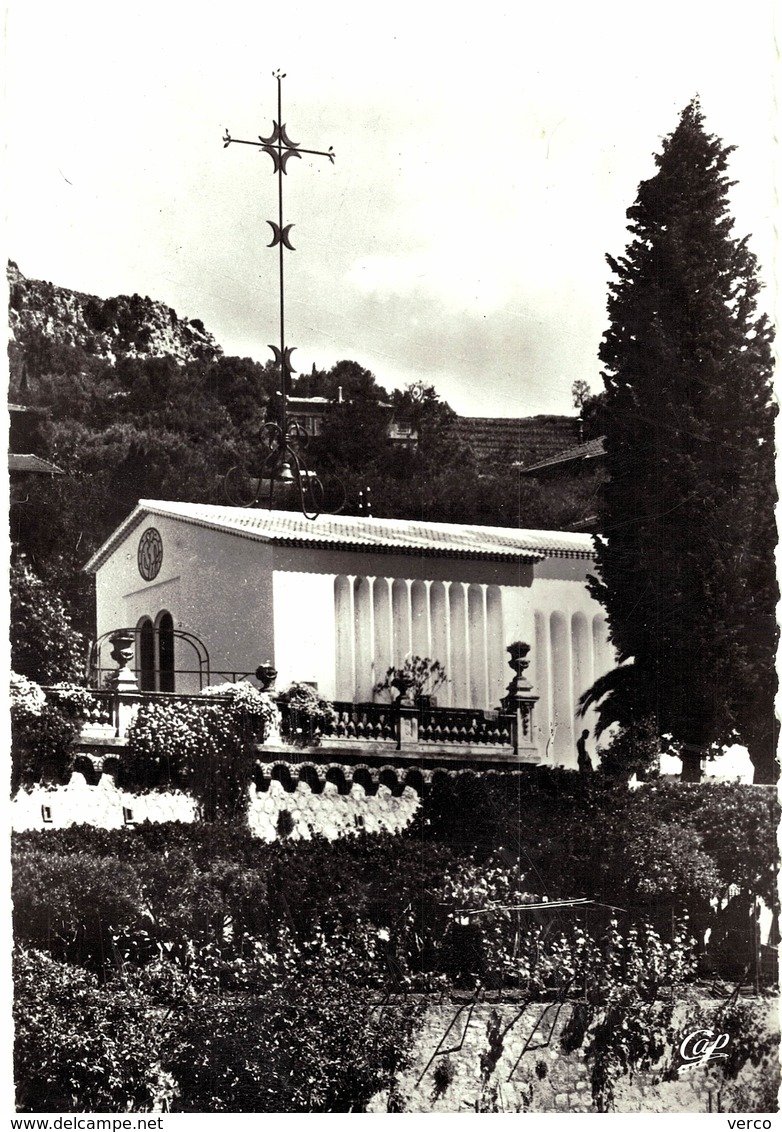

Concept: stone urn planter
[[506, 641, 532, 693], [255, 662, 278, 693], [391, 673, 416, 707], [107, 631, 137, 691]]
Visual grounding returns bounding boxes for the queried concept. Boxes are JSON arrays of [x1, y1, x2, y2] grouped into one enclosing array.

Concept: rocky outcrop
[[7, 260, 222, 365]]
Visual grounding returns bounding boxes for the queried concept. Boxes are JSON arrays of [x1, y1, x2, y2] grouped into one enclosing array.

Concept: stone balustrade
[[37, 687, 535, 774], [275, 697, 536, 763], [54, 688, 539, 769], [53, 634, 542, 767]]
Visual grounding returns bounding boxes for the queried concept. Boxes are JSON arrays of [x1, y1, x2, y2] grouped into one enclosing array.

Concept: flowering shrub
[[46, 682, 98, 721], [125, 700, 219, 786], [557, 916, 698, 1111], [10, 673, 80, 791], [439, 860, 537, 987], [13, 847, 145, 971], [13, 947, 158, 1112], [278, 682, 338, 746], [200, 681, 277, 742], [435, 852, 699, 1000], [11, 672, 46, 718], [165, 981, 421, 1112], [125, 698, 253, 819]]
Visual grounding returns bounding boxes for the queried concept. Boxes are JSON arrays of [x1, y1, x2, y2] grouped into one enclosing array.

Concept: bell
[[277, 456, 296, 486]]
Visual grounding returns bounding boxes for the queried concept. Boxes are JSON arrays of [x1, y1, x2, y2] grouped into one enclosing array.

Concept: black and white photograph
[[4, 0, 779, 1119]]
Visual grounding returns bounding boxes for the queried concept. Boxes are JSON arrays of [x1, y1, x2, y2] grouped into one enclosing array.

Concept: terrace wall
[[11, 767, 422, 838]]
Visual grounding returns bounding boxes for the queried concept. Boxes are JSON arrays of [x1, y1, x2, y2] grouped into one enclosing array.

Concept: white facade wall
[[517, 557, 613, 767], [93, 516, 275, 691], [92, 516, 614, 767], [271, 545, 536, 708], [271, 569, 337, 697]]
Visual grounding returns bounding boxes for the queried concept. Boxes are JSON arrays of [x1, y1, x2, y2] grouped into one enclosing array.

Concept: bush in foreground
[[14, 948, 157, 1112]]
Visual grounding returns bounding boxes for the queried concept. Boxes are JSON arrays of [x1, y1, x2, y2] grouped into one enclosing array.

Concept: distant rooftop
[[452, 415, 579, 469], [9, 453, 64, 475]]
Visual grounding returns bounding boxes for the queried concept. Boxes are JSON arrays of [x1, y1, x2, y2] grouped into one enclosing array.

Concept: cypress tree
[[588, 100, 778, 782]]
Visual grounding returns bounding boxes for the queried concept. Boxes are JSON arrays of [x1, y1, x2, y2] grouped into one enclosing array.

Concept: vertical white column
[[550, 610, 574, 767], [534, 610, 551, 753], [449, 582, 469, 707], [592, 613, 612, 681], [372, 577, 392, 697], [468, 583, 487, 708], [486, 586, 505, 709], [571, 612, 592, 716], [353, 576, 374, 701], [429, 580, 450, 705], [392, 578, 411, 666], [334, 575, 355, 701], [410, 579, 429, 659]]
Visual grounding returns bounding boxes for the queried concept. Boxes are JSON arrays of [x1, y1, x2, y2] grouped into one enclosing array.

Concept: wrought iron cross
[[223, 70, 335, 438]]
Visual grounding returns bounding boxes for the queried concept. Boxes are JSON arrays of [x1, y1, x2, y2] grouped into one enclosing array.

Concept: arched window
[[136, 611, 175, 691], [137, 617, 155, 691], [156, 611, 175, 693]]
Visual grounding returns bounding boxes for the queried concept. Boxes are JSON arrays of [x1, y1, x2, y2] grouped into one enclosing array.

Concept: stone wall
[[247, 778, 420, 840], [369, 996, 778, 1114], [11, 771, 420, 839], [11, 773, 198, 831]]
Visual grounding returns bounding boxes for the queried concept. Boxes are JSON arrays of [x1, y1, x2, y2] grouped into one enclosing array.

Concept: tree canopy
[[587, 100, 778, 780]]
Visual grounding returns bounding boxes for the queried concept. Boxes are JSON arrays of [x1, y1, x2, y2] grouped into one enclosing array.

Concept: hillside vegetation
[[8, 262, 602, 668]]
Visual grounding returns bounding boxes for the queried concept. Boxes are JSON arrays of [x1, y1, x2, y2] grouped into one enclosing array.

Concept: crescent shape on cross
[[265, 221, 296, 250], [261, 145, 283, 173], [278, 123, 300, 150], [259, 121, 281, 146], [267, 344, 298, 374], [278, 149, 302, 174]]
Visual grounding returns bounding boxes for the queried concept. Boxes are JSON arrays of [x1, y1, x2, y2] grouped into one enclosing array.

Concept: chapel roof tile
[[83, 501, 597, 573]]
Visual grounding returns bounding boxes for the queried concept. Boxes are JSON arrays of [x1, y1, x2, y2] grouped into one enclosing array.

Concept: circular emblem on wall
[[137, 527, 163, 581]]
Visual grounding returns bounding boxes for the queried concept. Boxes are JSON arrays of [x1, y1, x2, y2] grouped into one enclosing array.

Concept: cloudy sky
[[4, 0, 777, 417]]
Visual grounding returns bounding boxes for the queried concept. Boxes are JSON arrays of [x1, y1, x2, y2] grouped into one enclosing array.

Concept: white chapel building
[[84, 502, 615, 767]]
